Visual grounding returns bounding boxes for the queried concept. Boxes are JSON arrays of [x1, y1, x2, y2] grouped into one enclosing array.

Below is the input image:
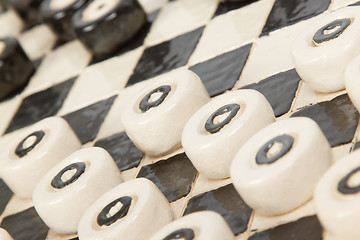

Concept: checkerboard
[[1, 0, 360, 239]]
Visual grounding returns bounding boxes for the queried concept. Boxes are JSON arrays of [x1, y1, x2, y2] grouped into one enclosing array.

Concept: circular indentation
[[139, 85, 172, 113], [205, 103, 240, 134], [163, 228, 195, 240], [82, 0, 118, 22], [97, 196, 132, 227], [313, 18, 351, 45], [256, 134, 294, 165], [51, 162, 86, 189], [15, 131, 45, 158], [338, 166, 360, 194]]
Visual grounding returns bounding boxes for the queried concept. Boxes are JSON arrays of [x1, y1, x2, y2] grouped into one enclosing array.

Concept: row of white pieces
[[33, 158, 234, 239], [0, 114, 231, 238], [120, 68, 338, 220], [0, 209, 234, 240], [120, 69, 276, 177], [0, 68, 333, 217], [0, 69, 267, 196], [0, 113, 232, 237]]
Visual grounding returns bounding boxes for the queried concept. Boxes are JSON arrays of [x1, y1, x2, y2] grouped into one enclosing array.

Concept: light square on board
[[144, 0, 218, 47], [189, 0, 274, 66]]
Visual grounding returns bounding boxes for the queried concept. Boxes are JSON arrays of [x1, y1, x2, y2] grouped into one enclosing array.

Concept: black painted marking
[[51, 162, 86, 189], [256, 134, 294, 165], [205, 104, 240, 134], [163, 228, 195, 240], [15, 131, 45, 158], [139, 85, 171, 112], [338, 166, 360, 195], [97, 196, 132, 227], [313, 18, 351, 44]]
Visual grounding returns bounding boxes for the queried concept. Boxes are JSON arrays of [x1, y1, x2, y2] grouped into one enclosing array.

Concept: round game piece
[[6, 0, 42, 27], [0, 37, 34, 101], [150, 211, 234, 240], [39, 0, 88, 41], [0, 117, 81, 198], [230, 117, 332, 216], [314, 150, 360, 240], [182, 89, 275, 179], [0, 228, 13, 240], [292, 6, 360, 93], [72, 0, 146, 58], [33, 147, 123, 234], [78, 178, 173, 240], [121, 69, 210, 156], [345, 54, 360, 112]]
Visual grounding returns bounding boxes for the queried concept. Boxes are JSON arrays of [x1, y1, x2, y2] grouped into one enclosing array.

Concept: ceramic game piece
[[292, 6, 360, 93], [78, 178, 173, 240], [230, 117, 332, 216], [345, 54, 360, 112], [314, 150, 360, 240], [0, 228, 13, 240], [182, 89, 275, 179], [121, 69, 210, 156], [39, 0, 88, 41], [150, 211, 234, 240], [72, 0, 146, 58], [0, 37, 34, 100], [0, 117, 81, 198], [33, 147, 123, 234]]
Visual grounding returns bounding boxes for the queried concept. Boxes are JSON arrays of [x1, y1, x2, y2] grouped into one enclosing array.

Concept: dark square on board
[[5, 77, 76, 134], [248, 215, 323, 240], [126, 27, 204, 86], [260, 0, 330, 36], [63, 95, 117, 144], [213, 0, 260, 17], [1, 207, 49, 240], [241, 69, 301, 117], [291, 94, 359, 147], [137, 152, 198, 203], [183, 184, 252, 235], [190, 43, 252, 97], [94, 131, 144, 172]]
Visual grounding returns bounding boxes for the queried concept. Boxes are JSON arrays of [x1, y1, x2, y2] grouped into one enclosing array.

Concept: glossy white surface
[[345, 54, 360, 112], [0, 228, 13, 240], [78, 178, 173, 240], [189, 0, 274, 65], [144, 0, 218, 47], [292, 7, 360, 93], [0, 117, 81, 198], [33, 147, 123, 234], [150, 211, 234, 240], [182, 89, 275, 179], [231, 117, 332, 216], [314, 150, 360, 240], [121, 69, 210, 156]]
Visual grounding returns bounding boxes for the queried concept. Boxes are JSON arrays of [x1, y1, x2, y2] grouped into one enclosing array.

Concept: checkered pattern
[[1, 0, 360, 239]]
